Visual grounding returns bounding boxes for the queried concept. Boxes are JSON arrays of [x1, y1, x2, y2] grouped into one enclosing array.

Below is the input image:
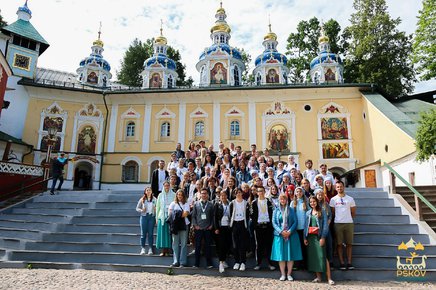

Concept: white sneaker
[[239, 263, 245, 271], [147, 248, 153, 255], [253, 265, 261, 270], [219, 263, 225, 273], [287, 275, 294, 281], [268, 265, 276, 271], [140, 248, 146, 255], [233, 263, 240, 270], [279, 275, 286, 281], [223, 261, 229, 268], [329, 279, 335, 285]]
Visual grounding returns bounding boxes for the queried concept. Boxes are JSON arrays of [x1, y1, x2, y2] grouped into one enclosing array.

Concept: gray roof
[[35, 68, 79, 85], [363, 93, 435, 138]]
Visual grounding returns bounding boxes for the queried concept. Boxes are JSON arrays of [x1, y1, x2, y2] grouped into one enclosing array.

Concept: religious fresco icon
[[321, 117, 349, 140], [268, 124, 289, 152], [210, 62, 227, 84], [266, 68, 279, 83], [40, 135, 61, 151], [324, 68, 336, 81], [322, 142, 350, 159], [87, 71, 98, 84], [43, 117, 63, 132], [149, 73, 162, 88], [77, 126, 97, 154]]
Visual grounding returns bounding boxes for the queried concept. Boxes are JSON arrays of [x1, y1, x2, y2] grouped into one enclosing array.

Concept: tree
[[344, 0, 415, 99], [116, 38, 190, 87], [412, 0, 436, 81], [285, 17, 342, 83], [236, 47, 253, 84], [415, 108, 436, 162], [0, 10, 7, 28]]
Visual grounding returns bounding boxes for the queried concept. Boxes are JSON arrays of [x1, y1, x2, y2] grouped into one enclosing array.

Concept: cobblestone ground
[[0, 269, 434, 290]]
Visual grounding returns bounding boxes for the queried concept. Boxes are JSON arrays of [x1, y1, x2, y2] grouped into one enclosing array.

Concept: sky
[[2, 0, 435, 93]]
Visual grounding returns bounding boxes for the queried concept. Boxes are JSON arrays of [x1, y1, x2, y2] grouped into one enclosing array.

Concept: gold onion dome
[[319, 26, 329, 43], [93, 39, 104, 47], [264, 23, 277, 41], [216, 1, 226, 15], [210, 23, 231, 34], [155, 26, 167, 45]]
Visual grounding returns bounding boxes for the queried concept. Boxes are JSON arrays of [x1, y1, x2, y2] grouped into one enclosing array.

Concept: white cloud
[[1, 0, 431, 93]]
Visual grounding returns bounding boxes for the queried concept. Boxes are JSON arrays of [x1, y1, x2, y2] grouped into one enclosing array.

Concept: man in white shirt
[[302, 159, 319, 185], [329, 181, 356, 271]]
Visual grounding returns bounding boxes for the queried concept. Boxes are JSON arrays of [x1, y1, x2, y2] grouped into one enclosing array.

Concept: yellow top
[[264, 23, 277, 41], [210, 22, 231, 34], [155, 25, 168, 45], [319, 26, 329, 43], [93, 39, 104, 47], [216, 1, 225, 14]]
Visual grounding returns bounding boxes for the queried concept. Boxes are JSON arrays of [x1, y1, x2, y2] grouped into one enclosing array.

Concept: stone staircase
[[0, 188, 434, 281], [396, 186, 436, 232]]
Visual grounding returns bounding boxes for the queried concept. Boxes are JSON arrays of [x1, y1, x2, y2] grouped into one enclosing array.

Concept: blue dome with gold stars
[[144, 54, 177, 71], [79, 54, 111, 72], [199, 43, 242, 61], [255, 51, 287, 66]]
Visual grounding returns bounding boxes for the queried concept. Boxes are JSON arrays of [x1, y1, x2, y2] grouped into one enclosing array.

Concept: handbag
[[308, 226, 319, 235]]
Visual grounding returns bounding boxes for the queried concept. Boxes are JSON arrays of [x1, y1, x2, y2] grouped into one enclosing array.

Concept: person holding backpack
[[168, 189, 191, 267]]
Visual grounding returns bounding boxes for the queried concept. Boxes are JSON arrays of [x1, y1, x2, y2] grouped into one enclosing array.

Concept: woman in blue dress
[[271, 193, 302, 281], [156, 181, 176, 256]]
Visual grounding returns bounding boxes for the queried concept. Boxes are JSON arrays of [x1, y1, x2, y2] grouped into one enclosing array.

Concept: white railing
[[0, 161, 44, 177]]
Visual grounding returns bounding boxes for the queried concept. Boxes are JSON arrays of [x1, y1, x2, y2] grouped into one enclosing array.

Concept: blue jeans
[[172, 230, 188, 265], [51, 175, 64, 192], [140, 215, 155, 248]]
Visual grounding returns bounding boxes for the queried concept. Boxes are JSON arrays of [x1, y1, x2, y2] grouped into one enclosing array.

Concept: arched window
[[256, 73, 262, 86], [167, 75, 173, 89], [122, 160, 138, 182], [195, 121, 205, 137], [234, 66, 240, 86], [126, 121, 135, 137], [220, 35, 225, 43], [161, 122, 171, 137], [230, 120, 240, 137]]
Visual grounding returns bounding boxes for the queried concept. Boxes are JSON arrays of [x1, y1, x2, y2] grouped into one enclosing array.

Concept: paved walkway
[[0, 269, 434, 289]]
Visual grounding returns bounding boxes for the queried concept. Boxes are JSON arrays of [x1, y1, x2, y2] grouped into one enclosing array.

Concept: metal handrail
[[0, 176, 50, 202], [384, 162, 436, 214]]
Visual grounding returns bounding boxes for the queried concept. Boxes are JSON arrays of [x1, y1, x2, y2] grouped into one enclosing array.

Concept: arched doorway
[[73, 161, 93, 190], [330, 166, 347, 183]]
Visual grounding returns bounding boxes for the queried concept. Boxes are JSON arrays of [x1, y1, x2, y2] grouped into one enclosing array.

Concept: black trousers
[[232, 221, 248, 264], [194, 229, 212, 267], [296, 229, 307, 268], [217, 226, 232, 261], [254, 224, 273, 265]]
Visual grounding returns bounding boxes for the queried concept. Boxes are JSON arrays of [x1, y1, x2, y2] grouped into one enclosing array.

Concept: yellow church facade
[[19, 81, 418, 190]]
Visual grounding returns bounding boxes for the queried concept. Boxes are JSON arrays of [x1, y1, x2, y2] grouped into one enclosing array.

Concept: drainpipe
[[99, 91, 109, 190]]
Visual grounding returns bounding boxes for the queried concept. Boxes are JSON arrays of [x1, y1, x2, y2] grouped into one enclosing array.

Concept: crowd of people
[[136, 141, 357, 284]]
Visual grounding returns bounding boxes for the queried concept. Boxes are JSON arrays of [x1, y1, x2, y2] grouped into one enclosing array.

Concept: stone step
[[353, 243, 436, 256], [33, 195, 139, 203], [354, 232, 430, 244], [5, 249, 435, 269], [353, 215, 409, 224], [346, 192, 389, 198], [354, 223, 419, 233]]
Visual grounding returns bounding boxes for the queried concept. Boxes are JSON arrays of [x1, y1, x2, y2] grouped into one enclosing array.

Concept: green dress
[[307, 214, 326, 273]]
